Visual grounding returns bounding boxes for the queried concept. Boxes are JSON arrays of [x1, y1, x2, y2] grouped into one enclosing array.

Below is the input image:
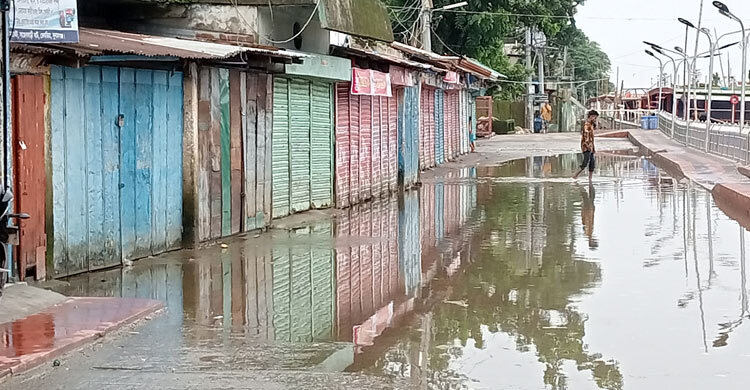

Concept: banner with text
[[11, 0, 79, 43], [351, 68, 392, 97]]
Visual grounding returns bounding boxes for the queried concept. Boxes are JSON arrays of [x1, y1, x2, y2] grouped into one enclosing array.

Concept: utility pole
[[525, 27, 533, 130], [538, 44, 545, 102], [691, 0, 704, 122], [420, 0, 433, 52]]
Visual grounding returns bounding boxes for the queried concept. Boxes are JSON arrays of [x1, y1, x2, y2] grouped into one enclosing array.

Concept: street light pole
[[713, 1, 748, 162], [645, 50, 665, 112]]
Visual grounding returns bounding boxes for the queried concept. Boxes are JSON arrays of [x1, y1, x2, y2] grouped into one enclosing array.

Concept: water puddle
[[48, 153, 750, 389]]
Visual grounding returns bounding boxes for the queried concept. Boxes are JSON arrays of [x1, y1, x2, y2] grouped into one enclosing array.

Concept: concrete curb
[[626, 131, 688, 182], [713, 183, 750, 230], [0, 298, 164, 381]]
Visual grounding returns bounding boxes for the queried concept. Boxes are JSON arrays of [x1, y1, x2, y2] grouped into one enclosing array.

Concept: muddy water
[[51, 153, 750, 389]]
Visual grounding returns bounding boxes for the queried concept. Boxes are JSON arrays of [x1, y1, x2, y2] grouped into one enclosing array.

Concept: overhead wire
[[263, 0, 322, 44]]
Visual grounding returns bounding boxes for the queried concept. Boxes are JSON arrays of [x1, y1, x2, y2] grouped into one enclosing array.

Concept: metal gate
[[50, 65, 183, 277], [272, 77, 334, 218]]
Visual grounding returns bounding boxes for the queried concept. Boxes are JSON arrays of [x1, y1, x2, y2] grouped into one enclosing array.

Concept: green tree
[[386, 0, 611, 100]]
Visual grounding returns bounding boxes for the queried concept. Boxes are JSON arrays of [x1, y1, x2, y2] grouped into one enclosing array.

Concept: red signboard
[[731, 95, 740, 105], [351, 68, 392, 97], [351, 68, 372, 95]]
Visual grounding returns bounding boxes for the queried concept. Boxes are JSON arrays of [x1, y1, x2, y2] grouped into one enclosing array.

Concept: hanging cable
[[263, 0, 322, 44]]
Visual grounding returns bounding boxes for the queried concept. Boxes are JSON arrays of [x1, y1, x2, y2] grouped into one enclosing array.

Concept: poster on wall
[[10, 0, 79, 43], [351, 68, 392, 97]]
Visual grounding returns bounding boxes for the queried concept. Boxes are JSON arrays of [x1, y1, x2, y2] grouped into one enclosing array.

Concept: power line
[[387, 6, 749, 22], [262, 0, 322, 44]]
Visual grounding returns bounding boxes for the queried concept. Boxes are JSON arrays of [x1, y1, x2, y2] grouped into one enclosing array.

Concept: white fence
[[655, 113, 749, 162]]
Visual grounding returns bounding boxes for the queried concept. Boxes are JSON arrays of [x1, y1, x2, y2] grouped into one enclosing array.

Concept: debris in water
[[53, 359, 61, 367], [220, 243, 229, 249], [443, 300, 469, 308]]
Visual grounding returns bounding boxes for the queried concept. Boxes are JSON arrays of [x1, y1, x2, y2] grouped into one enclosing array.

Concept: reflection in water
[[51, 154, 750, 389], [580, 183, 597, 249]]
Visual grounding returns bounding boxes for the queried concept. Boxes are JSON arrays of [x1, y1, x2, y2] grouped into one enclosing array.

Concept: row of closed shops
[[9, 28, 492, 279]]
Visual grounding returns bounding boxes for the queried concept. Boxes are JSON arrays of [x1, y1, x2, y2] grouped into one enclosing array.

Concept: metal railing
[[654, 112, 749, 163]]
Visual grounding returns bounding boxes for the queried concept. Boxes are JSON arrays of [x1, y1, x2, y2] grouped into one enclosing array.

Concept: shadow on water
[[47, 153, 750, 389]]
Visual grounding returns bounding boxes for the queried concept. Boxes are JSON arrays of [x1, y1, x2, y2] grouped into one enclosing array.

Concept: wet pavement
[[5, 152, 750, 389]]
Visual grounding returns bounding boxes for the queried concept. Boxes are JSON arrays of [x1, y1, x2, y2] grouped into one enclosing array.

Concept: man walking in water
[[573, 110, 598, 181]]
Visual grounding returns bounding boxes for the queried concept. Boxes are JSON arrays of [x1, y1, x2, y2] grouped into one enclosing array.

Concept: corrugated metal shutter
[[272, 77, 333, 217], [434, 89, 444, 165], [335, 84, 351, 208], [388, 95, 398, 192], [359, 96, 372, 202], [371, 97, 382, 198], [290, 79, 312, 213], [310, 81, 333, 208], [272, 78, 291, 218], [428, 88, 436, 167]]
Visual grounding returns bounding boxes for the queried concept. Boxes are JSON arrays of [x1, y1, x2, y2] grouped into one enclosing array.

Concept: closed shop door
[[50, 65, 183, 277], [397, 86, 419, 188], [273, 77, 333, 218], [334, 83, 398, 207], [434, 89, 445, 165], [11, 75, 47, 280], [420, 86, 436, 169], [195, 68, 273, 242]]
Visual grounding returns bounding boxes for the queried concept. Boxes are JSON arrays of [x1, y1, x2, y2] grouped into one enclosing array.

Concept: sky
[[576, 0, 750, 91]]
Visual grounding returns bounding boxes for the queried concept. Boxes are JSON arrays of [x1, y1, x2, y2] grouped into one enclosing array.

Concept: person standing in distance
[[573, 110, 598, 181]]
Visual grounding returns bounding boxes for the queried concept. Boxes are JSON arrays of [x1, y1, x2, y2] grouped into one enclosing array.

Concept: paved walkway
[[0, 296, 162, 381]]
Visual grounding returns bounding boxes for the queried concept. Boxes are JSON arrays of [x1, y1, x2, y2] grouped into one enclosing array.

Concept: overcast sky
[[576, 0, 750, 90]]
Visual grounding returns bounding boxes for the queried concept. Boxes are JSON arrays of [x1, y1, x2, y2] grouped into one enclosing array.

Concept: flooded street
[[13, 153, 750, 389]]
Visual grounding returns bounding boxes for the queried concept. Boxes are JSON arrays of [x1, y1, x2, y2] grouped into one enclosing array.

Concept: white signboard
[[10, 0, 79, 43]]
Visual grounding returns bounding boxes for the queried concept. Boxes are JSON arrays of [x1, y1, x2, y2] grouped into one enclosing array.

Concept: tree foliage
[[386, 0, 611, 99]]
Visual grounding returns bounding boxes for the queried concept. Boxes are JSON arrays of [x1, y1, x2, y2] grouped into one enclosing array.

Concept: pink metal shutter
[[335, 83, 351, 208], [359, 96, 372, 202], [371, 97, 382, 198]]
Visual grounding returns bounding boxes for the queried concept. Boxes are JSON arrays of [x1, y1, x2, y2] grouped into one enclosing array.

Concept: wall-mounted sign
[[351, 68, 392, 97], [443, 71, 459, 84], [10, 0, 79, 43]]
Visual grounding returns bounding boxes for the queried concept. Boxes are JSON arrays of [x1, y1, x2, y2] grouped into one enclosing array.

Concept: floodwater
[[37, 153, 750, 389]]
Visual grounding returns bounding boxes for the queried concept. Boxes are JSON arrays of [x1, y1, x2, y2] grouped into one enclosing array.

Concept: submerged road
[[5, 134, 750, 389]]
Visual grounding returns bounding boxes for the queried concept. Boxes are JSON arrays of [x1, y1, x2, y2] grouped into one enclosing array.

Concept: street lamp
[[714, 1, 747, 160], [681, 17, 713, 150], [674, 46, 692, 124], [648, 44, 679, 137], [645, 50, 665, 113]]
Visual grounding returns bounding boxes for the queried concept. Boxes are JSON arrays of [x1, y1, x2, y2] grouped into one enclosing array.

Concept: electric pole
[[421, 0, 433, 52], [525, 27, 533, 130], [538, 45, 545, 103]]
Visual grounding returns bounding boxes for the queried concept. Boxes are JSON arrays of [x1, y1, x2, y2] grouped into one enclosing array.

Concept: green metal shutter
[[310, 81, 333, 208], [290, 79, 312, 213], [272, 77, 291, 218]]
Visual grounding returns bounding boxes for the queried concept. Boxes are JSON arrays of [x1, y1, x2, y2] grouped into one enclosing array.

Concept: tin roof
[[32, 28, 307, 60], [391, 42, 504, 81]]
